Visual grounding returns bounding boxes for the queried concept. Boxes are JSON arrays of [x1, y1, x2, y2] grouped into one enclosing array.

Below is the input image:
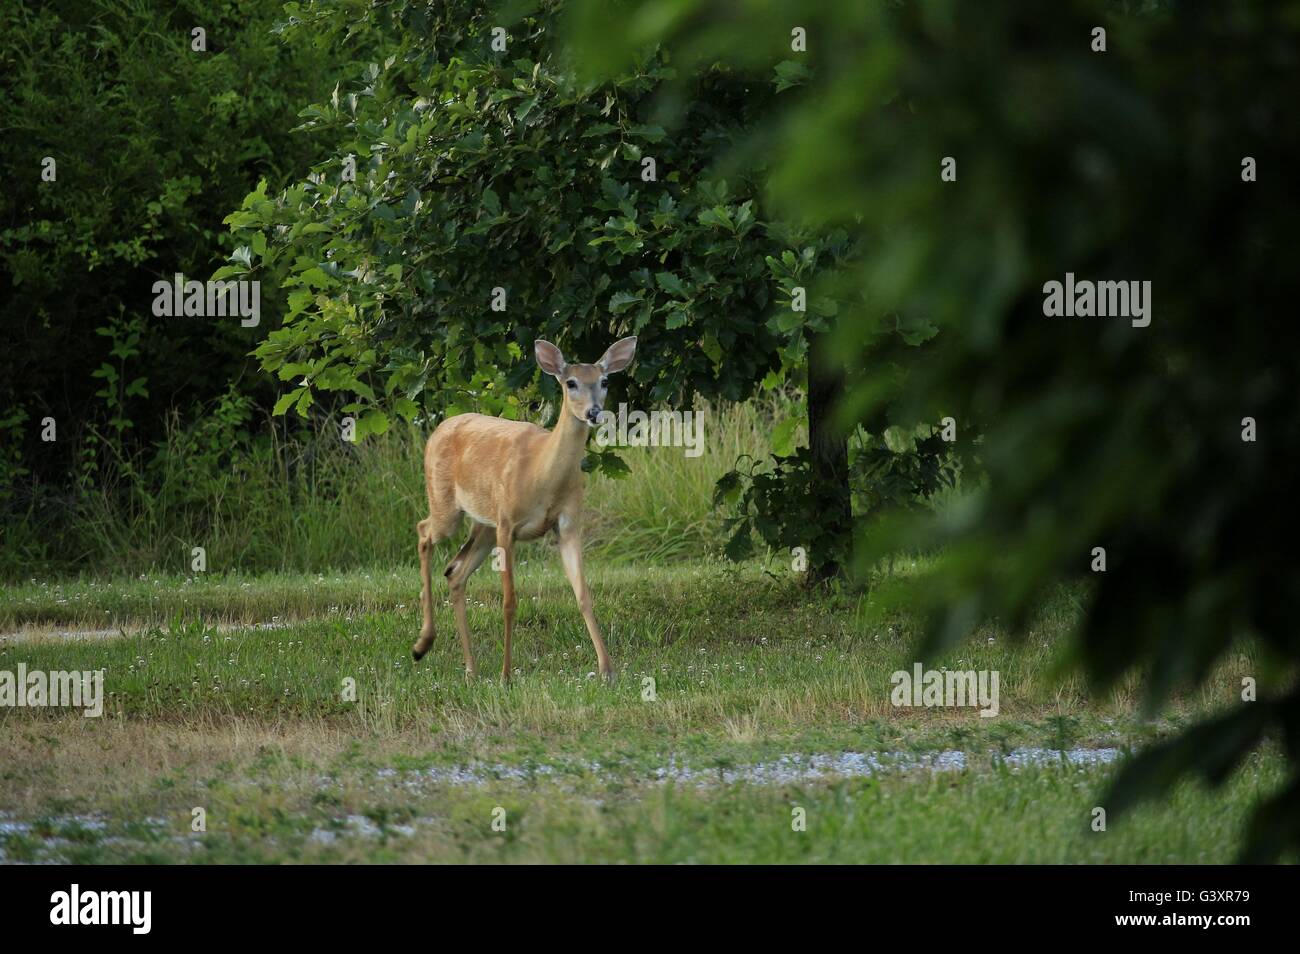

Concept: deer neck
[[541, 406, 590, 481]]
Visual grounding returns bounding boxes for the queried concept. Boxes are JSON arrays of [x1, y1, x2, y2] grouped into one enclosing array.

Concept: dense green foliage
[[2, 0, 949, 582], [220, 0, 951, 580], [568, 0, 1300, 859], [0, 0, 355, 570], [224, 0, 786, 444]]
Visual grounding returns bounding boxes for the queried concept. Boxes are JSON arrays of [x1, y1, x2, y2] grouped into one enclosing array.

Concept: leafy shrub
[[0, 0, 354, 501]]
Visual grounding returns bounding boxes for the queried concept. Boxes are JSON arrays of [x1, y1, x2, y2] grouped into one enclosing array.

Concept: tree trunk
[[805, 331, 852, 585]]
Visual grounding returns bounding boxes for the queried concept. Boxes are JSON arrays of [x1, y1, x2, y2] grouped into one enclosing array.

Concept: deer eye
[[599, 377, 608, 388], [566, 379, 578, 389]]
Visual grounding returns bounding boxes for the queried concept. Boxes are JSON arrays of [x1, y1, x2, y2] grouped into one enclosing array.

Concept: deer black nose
[[586, 406, 602, 423]]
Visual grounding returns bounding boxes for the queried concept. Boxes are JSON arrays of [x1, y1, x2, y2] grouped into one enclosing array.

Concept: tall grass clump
[[582, 400, 779, 562], [58, 416, 426, 576], [2, 397, 787, 580]]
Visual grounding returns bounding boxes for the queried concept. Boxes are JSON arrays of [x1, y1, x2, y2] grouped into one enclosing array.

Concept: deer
[[411, 336, 637, 682]]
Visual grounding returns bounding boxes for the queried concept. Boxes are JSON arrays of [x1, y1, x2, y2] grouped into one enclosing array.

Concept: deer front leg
[[495, 521, 517, 682], [558, 518, 613, 681]]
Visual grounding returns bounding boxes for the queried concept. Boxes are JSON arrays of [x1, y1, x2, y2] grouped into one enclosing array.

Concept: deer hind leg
[[413, 510, 460, 662], [446, 522, 495, 680]]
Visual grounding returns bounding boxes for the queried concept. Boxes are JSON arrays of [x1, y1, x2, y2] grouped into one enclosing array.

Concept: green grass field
[[0, 559, 1276, 863]]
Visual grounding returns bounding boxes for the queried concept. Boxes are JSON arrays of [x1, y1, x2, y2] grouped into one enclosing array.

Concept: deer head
[[534, 337, 637, 427]]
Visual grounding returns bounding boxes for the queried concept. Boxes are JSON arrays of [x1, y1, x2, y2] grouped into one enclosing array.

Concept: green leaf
[[723, 523, 755, 561], [698, 207, 735, 231], [655, 271, 687, 297], [609, 291, 644, 314], [701, 332, 723, 366], [771, 415, 800, 457], [628, 124, 666, 142], [515, 95, 540, 122], [713, 470, 743, 506], [775, 309, 804, 333], [584, 448, 630, 479], [297, 267, 336, 289], [273, 388, 304, 417], [358, 408, 390, 437], [774, 59, 812, 92]]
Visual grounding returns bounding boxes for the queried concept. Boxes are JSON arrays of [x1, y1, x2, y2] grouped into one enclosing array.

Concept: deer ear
[[534, 340, 566, 377], [597, 336, 637, 374]]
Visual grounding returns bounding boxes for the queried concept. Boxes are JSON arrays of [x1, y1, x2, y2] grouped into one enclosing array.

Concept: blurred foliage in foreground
[[566, 0, 1300, 859]]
